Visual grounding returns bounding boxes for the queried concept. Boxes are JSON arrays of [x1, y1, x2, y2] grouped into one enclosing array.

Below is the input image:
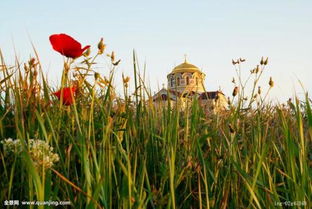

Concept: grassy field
[[0, 43, 311, 209]]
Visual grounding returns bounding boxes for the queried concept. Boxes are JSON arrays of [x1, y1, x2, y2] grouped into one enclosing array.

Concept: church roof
[[170, 60, 204, 74], [199, 91, 224, 100], [152, 88, 179, 101]]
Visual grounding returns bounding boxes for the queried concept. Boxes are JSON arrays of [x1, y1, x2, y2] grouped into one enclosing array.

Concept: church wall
[[167, 71, 205, 93]]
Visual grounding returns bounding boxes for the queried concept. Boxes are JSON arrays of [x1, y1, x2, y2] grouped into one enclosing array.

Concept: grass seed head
[[258, 86, 262, 95], [102, 76, 110, 86], [24, 63, 29, 72], [232, 59, 236, 65], [269, 77, 274, 87], [94, 72, 100, 81], [97, 38, 106, 54], [232, 59, 240, 65], [111, 51, 115, 62], [33, 69, 38, 78], [28, 58, 36, 67], [239, 58, 245, 62], [122, 75, 130, 84], [64, 62, 70, 73], [83, 47, 91, 57], [113, 59, 121, 66], [264, 57, 269, 65], [260, 57, 264, 65], [232, 86, 239, 97], [228, 124, 235, 134]]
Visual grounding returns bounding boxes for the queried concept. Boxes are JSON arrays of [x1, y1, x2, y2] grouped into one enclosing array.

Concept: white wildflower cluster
[[1, 138, 59, 169], [28, 139, 60, 169], [1, 138, 23, 154]]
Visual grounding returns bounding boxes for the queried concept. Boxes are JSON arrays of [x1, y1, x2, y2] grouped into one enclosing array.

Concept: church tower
[[167, 58, 205, 94]]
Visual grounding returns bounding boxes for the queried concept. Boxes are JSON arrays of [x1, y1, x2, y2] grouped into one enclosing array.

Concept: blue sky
[[1, 0, 311, 102]]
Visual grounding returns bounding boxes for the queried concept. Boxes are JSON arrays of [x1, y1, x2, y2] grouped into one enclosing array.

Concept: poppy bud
[[232, 86, 239, 97], [264, 57, 268, 65], [260, 57, 264, 65], [232, 78, 235, 83], [98, 38, 106, 54], [258, 86, 261, 95], [269, 77, 274, 87]]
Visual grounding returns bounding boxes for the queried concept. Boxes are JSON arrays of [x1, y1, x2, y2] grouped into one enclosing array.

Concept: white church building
[[152, 58, 228, 112]]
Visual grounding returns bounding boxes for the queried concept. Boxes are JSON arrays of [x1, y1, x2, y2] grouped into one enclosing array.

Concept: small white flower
[[1, 138, 23, 154], [1, 138, 59, 169]]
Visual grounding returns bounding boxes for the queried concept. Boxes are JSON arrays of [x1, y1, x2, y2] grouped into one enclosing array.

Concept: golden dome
[[171, 60, 202, 74]]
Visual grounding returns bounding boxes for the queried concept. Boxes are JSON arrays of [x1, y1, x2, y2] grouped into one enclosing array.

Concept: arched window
[[177, 77, 180, 86], [196, 77, 198, 85], [171, 77, 174, 87], [186, 77, 189, 85]]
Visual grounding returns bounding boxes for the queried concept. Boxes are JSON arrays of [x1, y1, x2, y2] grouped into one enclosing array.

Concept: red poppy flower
[[49, 33, 90, 59], [53, 87, 77, 105]]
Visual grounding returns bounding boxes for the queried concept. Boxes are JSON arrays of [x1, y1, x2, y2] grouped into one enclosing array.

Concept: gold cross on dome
[[184, 54, 188, 63]]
